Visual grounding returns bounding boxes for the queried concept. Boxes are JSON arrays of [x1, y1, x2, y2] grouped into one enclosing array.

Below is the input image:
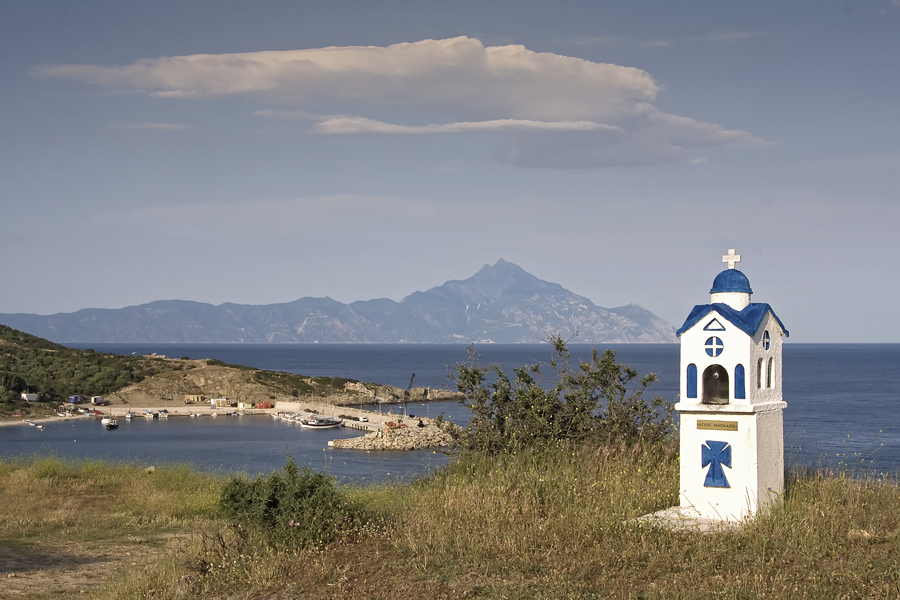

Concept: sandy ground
[[0, 534, 189, 598]]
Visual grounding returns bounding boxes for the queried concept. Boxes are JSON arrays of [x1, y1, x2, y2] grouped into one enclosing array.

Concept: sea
[[0, 343, 897, 482]]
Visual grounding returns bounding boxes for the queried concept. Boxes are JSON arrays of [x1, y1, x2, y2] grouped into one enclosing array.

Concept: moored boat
[[105, 419, 118, 429], [299, 415, 343, 429]]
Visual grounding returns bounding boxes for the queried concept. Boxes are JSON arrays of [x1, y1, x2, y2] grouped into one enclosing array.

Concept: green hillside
[[0, 324, 172, 407]]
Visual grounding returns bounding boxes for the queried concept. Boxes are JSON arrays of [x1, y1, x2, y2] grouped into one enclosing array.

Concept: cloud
[[36, 37, 657, 122], [288, 114, 616, 135], [37, 36, 767, 168], [255, 110, 616, 134], [109, 122, 194, 130]]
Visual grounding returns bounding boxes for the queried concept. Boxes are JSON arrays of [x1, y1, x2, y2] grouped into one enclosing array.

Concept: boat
[[125, 411, 133, 420], [158, 410, 168, 419], [143, 411, 158, 419], [101, 415, 113, 426], [299, 415, 343, 429], [105, 419, 118, 429]]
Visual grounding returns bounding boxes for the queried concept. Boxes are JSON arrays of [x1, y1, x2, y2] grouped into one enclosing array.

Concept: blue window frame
[[687, 364, 697, 398], [734, 364, 746, 399], [763, 330, 771, 350]]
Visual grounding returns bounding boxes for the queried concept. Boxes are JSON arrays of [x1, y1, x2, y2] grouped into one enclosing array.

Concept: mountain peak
[[429, 259, 564, 305], [0, 261, 676, 343]]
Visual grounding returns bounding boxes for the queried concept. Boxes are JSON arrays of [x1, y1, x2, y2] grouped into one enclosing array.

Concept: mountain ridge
[[0, 260, 676, 344]]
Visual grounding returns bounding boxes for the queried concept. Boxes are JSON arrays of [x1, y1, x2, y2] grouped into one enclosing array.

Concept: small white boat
[[125, 411, 133, 420], [101, 415, 113, 425], [299, 416, 343, 429], [105, 419, 118, 429]]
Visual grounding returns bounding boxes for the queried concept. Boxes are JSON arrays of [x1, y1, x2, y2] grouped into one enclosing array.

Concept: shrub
[[454, 335, 673, 454], [220, 458, 363, 548]]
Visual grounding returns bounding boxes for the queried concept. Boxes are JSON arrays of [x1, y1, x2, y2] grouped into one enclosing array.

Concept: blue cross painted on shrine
[[702, 440, 732, 488], [705, 336, 724, 357]]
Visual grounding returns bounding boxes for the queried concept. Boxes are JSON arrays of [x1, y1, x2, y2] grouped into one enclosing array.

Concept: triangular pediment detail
[[703, 318, 726, 331]]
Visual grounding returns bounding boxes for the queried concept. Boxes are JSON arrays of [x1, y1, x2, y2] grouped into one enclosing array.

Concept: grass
[[4, 448, 900, 599], [0, 456, 222, 541]]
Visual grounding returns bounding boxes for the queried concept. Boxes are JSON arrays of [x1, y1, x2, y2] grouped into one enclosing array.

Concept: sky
[[1, 0, 898, 342]]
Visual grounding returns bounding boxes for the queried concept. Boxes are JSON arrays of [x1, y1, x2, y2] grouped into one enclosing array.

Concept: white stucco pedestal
[[675, 402, 785, 521]]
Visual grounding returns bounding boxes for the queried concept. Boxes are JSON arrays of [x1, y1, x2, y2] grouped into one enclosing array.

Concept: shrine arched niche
[[702, 364, 729, 405]]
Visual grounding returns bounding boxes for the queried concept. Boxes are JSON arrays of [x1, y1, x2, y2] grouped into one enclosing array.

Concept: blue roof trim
[[676, 303, 789, 338]]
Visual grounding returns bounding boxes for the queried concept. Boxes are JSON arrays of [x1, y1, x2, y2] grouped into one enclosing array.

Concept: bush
[[220, 458, 363, 548], [454, 335, 673, 454]]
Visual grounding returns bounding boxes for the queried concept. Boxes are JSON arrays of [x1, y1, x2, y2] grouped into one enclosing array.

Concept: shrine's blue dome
[[710, 269, 753, 294]]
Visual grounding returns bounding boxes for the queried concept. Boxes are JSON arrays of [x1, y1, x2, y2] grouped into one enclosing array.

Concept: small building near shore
[[21, 392, 39, 402]]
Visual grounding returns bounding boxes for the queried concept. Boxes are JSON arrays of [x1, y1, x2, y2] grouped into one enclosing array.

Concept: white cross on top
[[722, 249, 741, 269]]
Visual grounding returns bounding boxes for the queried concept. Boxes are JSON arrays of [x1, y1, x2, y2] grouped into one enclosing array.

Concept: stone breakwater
[[330, 424, 457, 451]]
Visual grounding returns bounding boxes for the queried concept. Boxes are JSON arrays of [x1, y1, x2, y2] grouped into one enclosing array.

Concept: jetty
[[100, 399, 458, 450]]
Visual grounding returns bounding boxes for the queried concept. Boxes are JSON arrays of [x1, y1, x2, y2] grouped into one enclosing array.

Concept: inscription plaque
[[697, 420, 738, 432]]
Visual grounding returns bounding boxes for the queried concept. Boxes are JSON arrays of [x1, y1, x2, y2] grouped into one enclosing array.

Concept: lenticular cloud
[[35, 36, 766, 168], [35, 36, 658, 122]]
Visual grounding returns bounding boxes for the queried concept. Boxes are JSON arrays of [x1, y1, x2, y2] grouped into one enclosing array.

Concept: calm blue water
[[1, 344, 897, 479]]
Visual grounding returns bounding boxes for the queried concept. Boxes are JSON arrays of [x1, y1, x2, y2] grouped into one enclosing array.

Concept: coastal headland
[[4, 354, 463, 449]]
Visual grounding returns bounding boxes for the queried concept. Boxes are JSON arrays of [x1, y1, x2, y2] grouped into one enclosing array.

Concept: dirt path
[[0, 535, 185, 598]]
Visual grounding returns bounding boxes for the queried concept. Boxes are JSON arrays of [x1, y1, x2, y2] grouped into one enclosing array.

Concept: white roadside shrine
[[647, 250, 789, 527]]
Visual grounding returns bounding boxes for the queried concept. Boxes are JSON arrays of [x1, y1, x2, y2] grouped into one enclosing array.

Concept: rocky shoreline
[[329, 422, 458, 451]]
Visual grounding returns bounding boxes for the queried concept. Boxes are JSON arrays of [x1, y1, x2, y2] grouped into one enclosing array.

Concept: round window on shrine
[[705, 336, 724, 357]]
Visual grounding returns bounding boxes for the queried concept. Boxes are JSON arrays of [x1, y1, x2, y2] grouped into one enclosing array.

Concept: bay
[[1, 343, 897, 480]]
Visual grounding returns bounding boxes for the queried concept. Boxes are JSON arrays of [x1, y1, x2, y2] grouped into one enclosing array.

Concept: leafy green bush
[[220, 458, 363, 548], [455, 335, 673, 454]]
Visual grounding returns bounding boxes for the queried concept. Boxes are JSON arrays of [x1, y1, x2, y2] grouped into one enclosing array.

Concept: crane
[[403, 373, 415, 418]]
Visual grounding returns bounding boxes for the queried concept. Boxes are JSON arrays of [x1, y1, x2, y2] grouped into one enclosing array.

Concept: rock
[[331, 424, 457, 451], [848, 529, 872, 541]]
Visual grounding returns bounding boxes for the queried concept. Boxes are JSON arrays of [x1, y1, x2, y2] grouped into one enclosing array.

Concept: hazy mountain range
[[0, 260, 676, 344]]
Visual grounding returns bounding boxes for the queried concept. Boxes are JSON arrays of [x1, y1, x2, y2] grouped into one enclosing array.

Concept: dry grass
[[0, 456, 222, 599], [0, 456, 221, 541], [167, 443, 900, 599], [5, 449, 900, 599]]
